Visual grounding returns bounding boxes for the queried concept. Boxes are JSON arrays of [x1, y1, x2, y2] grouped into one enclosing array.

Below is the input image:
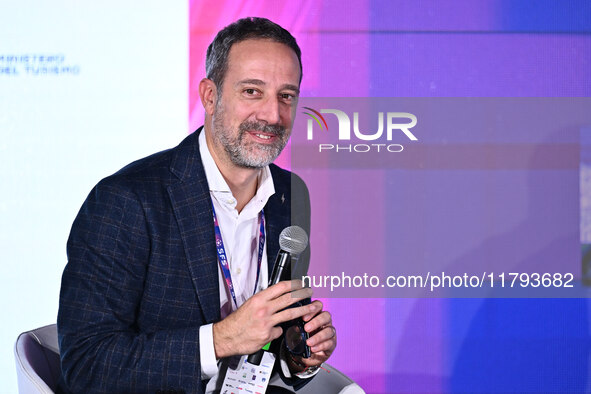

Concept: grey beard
[[213, 114, 288, 169]]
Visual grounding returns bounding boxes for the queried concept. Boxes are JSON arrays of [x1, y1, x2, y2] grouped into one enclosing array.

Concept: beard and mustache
[[212, 102, 290, 169]]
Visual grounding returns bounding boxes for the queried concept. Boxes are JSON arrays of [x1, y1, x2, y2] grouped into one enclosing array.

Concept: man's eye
[[244, 88, 258, 95], [280, 93, 295, 100]]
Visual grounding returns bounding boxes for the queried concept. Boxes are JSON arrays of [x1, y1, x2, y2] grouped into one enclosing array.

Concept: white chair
[[14, 324, 61, 394], [14, 324, 364, 394], [269, 363, 365, 393]]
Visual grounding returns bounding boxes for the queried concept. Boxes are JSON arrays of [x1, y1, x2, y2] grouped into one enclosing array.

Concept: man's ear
[[199, 78, 218, 116]]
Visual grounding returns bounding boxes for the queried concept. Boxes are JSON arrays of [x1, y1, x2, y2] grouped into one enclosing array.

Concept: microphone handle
[[269, 250, 290, 286], [247, 349, 264, 365], [247, 250, 291, 365]]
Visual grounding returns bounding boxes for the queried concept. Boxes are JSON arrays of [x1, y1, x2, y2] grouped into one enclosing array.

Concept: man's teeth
[[255, 134, 271, 140]]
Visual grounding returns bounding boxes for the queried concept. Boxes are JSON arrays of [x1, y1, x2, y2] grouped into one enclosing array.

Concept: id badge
[[221, 351, 276, 394]]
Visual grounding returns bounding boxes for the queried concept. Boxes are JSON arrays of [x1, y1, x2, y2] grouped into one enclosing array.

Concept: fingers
[[271, 301, 319, 326], [271, 287, 313, 312], [304, 309, 336, 354], [260, 280, 307, 301], [302, 300, 323, 322], [306, 325, 336, 353], [303, 307, 330, 332], [269, 326, 284, 342], [279, 301, 337, 368], [311, 341, 335, 354], [293, 349, 331, 368]]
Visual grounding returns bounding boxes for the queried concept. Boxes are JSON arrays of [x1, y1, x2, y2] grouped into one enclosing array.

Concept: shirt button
[[236, 268, 242, 275]]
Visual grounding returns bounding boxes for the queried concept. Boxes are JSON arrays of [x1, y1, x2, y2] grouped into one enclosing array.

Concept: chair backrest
[[14, 324, 61, 394], [302, 364, 365, 394]]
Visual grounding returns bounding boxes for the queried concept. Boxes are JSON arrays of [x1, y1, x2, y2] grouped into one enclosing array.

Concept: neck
[[204, 127, 260, 213], [220, 166, 259, 213]]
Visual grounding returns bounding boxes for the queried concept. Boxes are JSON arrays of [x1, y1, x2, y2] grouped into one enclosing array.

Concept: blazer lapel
[[265, 166, 311, 280], [167, 129, 220, 324], [264, 172, 292, 275]]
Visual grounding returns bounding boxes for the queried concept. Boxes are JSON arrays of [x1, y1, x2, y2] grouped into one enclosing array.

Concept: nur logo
[[302, 107, 418, 153], [302, 107, 329, 133]]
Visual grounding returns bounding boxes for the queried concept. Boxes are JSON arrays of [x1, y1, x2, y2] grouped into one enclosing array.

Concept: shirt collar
[[198, 129, 275, 212]]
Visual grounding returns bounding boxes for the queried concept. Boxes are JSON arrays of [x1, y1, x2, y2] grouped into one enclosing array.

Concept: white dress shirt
[[198, 131, 274, 393], [197, 132, 317, 393]]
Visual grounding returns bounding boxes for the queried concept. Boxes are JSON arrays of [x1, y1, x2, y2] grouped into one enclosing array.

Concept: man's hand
[[212, 280, 318, 358], [289, 300, 336, 370]]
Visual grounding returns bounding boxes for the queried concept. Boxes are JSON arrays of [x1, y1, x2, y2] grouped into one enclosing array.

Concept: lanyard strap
[[212, 203, 265, 309]]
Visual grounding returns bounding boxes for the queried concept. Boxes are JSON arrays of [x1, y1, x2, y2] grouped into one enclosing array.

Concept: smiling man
[[57, 17, 336, 394]]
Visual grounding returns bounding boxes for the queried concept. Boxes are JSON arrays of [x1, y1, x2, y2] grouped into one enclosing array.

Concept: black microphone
[[268, 226, 309, 286], [247, 226, 309, 365]]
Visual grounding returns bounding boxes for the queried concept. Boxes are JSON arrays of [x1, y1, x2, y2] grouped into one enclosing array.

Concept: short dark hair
[[206, 17, 302, 90]]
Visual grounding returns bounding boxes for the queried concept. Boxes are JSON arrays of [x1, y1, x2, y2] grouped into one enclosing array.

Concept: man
[[57, 17, 336, 393]]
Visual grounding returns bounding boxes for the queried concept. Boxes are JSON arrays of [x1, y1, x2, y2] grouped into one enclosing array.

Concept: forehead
[[225, 38, 301, 86]]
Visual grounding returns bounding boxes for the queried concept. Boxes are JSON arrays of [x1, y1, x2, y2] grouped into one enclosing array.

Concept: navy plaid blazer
[[57, 128, 311, 393]]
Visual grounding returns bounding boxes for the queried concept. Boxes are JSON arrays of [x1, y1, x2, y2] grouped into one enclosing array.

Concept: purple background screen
[[189, 1, 591, 392]]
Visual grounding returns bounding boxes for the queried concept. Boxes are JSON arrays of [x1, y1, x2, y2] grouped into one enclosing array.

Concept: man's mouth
[[239, 120, 286, 145], [247, 131, 279, 142]]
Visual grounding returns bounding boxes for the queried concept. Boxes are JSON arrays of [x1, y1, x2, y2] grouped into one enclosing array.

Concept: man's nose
[[256, 95, 281, 125]]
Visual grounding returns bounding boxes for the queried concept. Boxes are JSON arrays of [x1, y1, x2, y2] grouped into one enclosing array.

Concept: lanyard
[[212, 202, 265, 309]]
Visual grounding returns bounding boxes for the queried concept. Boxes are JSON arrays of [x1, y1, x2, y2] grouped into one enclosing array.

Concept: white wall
[[0, 1, 188, 391]]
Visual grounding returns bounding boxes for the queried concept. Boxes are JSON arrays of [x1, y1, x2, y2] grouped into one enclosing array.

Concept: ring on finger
[[323, 325, 336, 339]]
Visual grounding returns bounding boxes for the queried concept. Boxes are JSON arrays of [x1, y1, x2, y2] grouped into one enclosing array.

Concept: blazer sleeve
[[57, 178, 203, 394]]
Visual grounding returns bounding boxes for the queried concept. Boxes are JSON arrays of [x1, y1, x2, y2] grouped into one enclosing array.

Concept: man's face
[[210, 38, 301, 169]]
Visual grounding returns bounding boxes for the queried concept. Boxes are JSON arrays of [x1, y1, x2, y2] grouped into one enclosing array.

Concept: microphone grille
[[279, 226, 309, 255]]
